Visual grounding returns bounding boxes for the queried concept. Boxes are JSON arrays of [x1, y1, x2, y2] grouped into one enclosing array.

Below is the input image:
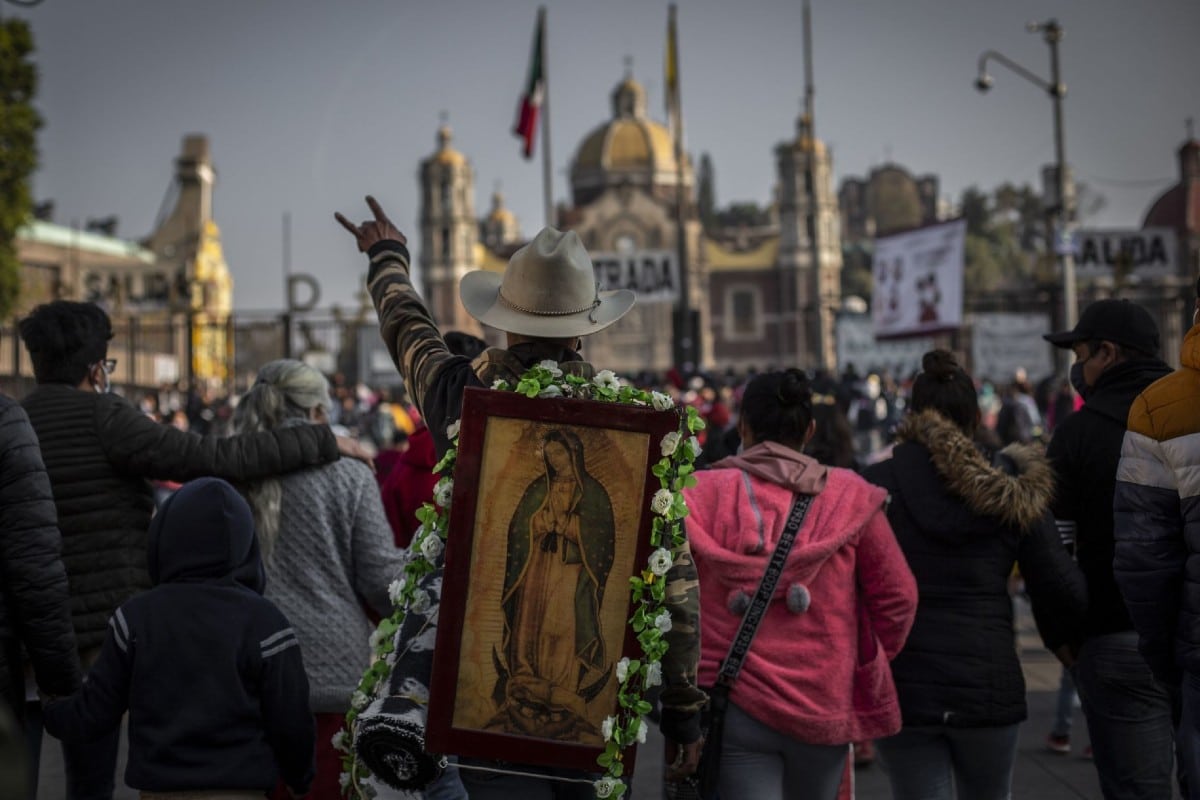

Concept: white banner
[[836, 313, 933, 377], [1074, 228, 1177, 279], [871, 219, 966, 338], [590, 251, 678, 304], [970, 312, 1055, 384]]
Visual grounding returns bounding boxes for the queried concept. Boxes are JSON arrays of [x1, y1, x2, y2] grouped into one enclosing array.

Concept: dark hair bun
[[776, 368, 812, 406], [922, 349, 960, 382]]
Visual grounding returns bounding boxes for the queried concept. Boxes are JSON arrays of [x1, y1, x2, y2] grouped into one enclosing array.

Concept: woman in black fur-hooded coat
[[861, 350, 1086, 800]]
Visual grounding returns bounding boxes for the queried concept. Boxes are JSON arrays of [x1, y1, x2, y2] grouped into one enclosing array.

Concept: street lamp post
[[977, 19, 1077, 369]]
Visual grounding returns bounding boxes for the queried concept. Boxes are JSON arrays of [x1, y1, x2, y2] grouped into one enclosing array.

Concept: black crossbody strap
[[714, 492, 813, 688]]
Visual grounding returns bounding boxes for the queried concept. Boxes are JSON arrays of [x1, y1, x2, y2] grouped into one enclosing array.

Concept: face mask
[[1069, 361, 1090, 401], [1071, 342, 1113, 402]]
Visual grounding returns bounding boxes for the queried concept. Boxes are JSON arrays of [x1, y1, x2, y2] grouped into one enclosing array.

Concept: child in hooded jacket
[[43, 477, 315, 797]]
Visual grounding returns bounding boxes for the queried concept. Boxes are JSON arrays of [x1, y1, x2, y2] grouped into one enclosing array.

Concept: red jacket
[[685, 442, 917, 745], [381, 427, 438, 548]]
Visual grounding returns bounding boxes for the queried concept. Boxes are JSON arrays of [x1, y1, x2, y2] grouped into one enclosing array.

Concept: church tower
[[479, 190, 521, 250], [418, 124, 483, 337], [143, 134, 234, 387], [773, 3, 841, 371]]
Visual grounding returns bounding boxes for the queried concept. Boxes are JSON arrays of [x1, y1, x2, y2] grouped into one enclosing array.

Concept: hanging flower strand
[[338, 368, 704, 799]]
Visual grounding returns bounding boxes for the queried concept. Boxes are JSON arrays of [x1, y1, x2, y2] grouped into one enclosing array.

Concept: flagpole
[[802, 0, 827, 370], [538, 7, 553, 228], [669, 4, 693, 372]]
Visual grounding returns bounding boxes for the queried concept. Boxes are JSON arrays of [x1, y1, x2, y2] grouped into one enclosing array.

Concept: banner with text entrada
[[871, 218, 966, 339], [590, 251, 678, 304]]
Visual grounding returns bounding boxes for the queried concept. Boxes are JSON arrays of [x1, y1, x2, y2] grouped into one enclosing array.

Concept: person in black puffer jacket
[[862, 350, 1086, 800], [0, 394, 81, 797], [17, 300, 365, 800], [1042, 298, 1178, 799]]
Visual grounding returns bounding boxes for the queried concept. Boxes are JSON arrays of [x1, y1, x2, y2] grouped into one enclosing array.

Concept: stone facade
[[416, 74, 844, 375]]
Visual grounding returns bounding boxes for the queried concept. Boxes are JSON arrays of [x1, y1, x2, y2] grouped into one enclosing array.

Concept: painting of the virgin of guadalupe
[[427, 388, 674, 768], [490, 428, 615, 739]]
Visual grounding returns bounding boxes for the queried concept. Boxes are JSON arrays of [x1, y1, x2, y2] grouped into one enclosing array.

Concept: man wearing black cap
[[1043, 298, 1176, 798], [1114, 276, 1200, 793]]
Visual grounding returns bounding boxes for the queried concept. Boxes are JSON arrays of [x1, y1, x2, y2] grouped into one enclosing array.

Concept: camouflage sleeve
[[659, 536, 706, 744], [365, 241, 455, 421]]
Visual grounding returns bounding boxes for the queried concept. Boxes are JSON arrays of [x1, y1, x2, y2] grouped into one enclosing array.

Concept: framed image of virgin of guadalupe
[[426, 386, 676, 771]]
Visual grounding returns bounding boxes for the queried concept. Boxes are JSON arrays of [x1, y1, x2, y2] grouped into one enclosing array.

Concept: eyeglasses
[[99, 358, 117, 374]]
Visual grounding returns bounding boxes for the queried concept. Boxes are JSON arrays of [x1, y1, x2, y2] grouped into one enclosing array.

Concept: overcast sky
[[7, 0, 1198, 311]]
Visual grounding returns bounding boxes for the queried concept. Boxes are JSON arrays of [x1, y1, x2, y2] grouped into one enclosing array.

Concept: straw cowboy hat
[[460, 227, 635, 338]]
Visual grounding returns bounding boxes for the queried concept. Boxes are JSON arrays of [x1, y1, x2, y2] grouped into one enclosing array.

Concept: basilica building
[[417, 73, 843, 376]]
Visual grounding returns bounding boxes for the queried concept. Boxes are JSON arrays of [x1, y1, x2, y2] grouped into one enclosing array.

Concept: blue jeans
[[1052, 665, 1078, 738], [1072, 631, 1175, 800], [876, 723, 1020, 800], [717, 702, 847, 800], [423, 756, 468, 800]]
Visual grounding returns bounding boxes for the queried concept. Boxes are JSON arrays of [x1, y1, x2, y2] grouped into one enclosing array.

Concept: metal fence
[[0, 310, 377, 398], [1, 280, 1193, 399]]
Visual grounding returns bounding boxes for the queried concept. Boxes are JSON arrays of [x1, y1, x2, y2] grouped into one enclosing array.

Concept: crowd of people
[[1, 194, 1198, 800]]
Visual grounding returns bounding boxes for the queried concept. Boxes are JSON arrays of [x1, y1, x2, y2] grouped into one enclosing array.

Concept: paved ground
[[633, 598, 1111, 799], [35, 600, 1158, 799]]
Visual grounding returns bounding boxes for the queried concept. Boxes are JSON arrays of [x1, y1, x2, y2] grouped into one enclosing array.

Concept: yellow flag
[[665, 4, 678, 120]]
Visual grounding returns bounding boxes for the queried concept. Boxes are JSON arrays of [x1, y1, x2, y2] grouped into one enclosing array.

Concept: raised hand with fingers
[[335, 195, 407, 252]]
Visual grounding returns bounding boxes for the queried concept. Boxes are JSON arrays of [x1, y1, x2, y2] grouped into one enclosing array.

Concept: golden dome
[[574, 117, 676, 172], [572, 74, 677, 173], [432, 124, 465, 166], [795, 135, 827, 156], [791, 114, 826, 156], [569, 74, 691, 206], [487, 191, 516, 224]]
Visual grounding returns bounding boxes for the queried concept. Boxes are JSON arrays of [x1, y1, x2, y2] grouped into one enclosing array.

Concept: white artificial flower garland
[[340, 364, 704, 799]]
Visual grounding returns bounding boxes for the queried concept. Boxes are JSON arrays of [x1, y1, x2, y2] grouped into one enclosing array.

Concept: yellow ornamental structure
[[188, 219, 234, 385]]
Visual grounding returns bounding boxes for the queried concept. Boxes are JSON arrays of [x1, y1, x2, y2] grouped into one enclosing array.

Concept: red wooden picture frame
[[426, 387, 677, 773]]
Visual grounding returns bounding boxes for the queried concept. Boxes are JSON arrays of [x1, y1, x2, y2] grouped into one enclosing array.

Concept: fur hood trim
[[895, 409, 1054, 531]]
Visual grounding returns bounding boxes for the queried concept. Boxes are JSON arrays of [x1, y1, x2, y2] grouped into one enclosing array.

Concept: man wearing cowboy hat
[[337, 197, 705, 796]]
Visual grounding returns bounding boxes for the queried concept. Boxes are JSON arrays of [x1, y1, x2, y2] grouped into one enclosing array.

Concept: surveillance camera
[[974, 74, 993, 92]]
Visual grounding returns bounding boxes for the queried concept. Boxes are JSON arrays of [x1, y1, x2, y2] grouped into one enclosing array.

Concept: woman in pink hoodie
[[685, 369, 918, 800]]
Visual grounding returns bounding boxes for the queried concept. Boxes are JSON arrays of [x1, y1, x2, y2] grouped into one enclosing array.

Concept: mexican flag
[[513, 9, 545, 160]]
